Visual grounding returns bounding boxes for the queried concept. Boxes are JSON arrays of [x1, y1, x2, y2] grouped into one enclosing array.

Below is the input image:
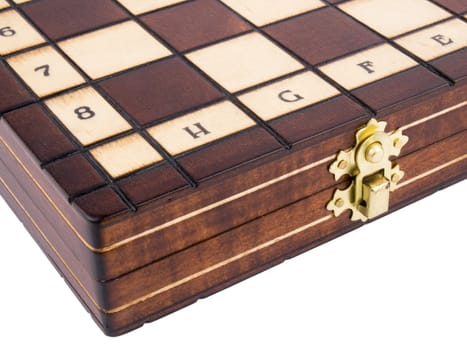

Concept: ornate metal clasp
[[327, 119, 409, 222]]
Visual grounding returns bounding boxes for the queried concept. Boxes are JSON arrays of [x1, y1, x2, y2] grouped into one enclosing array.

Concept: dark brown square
[[100, 57, 222, 125], [142, 0, 251, 52], [73, 187, 128, 222], [118, 163, 188, 204], [353, 67, 448, 112], [178, 127, 281, 180], [265, 7, 382, 66], [46, 155, 105, 198], [432, 0, 467, 14], [270, 95, 367, 144], [4, 104, 76, 163], [23, 0, 128, 40], [431, 49, 467, 82], [0, 62, 33, 114]]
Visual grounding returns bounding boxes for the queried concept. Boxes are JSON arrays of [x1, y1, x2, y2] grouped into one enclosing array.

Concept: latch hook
[[326, 119, 409, 222]]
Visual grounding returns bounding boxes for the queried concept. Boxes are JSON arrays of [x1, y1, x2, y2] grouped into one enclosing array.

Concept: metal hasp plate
[[327, 119, 409, 222]]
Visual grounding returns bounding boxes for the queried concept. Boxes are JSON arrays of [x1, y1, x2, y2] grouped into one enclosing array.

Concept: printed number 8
[[0, 26, 16, 37], [75, 106, 96, 120]]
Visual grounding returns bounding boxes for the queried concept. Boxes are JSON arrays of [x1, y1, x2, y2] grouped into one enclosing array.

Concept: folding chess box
[[0, 0, 466, 336]]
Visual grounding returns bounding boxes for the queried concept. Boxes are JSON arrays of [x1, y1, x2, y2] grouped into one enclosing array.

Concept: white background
[[0, 180, 465, 349]]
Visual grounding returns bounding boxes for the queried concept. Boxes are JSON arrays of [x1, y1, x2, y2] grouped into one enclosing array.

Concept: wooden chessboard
[[0, 0, 466, 336]]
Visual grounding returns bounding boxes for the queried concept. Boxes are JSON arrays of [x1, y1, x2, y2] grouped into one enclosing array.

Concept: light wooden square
[[148, 101, 256, 155], [58, 21, 171, 79], [396, 19, 467, 61], [220, 0, 324, 26], [187, 32, 303, 93], [7, 46, 85, 97], [116, 0, 188, 15], [0, 10, 45, 55], [238, 71, 340, 121], [319, 44, 418, 90], [0, 0, 10, 10], [339, 0, 450, 38], [45, 87, 132, 146], [91, 134, 163, 178]]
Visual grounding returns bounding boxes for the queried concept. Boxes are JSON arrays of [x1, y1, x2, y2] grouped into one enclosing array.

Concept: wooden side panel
[[1, 82, 466, 281], [1, 130, 465, 335]]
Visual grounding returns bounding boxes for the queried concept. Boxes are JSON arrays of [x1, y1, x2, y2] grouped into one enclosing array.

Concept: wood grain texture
[[45, 87, 131, 146], [395, 19, 467, 62], [118, 163, 188, 204], [319, 44, 418, 90], [141, 0, 251, 52], [0, 10, 45, 55], [58, 21, 171, 79], [0, 62, 33, 113], [186, 32, 303, 93], [339, 0, 450, 38], [116, 0, 188, 15], [431, 49, 467, 82], [1, 82, 465, 286], [147, 101, 256, 155], [238, 71, 340, 121], [99, 57, 222, 125], [22, 0, 128, 40], [432, 0, 467, 14], [265, 7, 382, 65], [220, 0, 324, 26], [3, 104, 77, 163], [1, 1, 466, 337], [353, 66, 447, 112], [90, 133, 163, 178], [7, 45, 85, 97], [45, 154, 105, 197], [1, 130, 465, 335]]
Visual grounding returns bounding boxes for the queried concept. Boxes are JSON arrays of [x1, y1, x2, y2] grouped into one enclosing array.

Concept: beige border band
[[0, 100, 465, 253], [1, 154, 465, 314]]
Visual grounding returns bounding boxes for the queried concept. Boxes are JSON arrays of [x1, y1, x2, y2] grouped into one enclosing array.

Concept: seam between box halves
[[0, 100, 465, 253], [1, 152, 466, 314]]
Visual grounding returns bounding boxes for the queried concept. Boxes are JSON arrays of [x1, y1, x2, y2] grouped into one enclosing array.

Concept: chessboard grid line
[[108, 0, 293, 151], [4, 0, 201, 202], [4, 0, 297, 186], [215, 1, 377, 118], [1, 0, 388, 202], [4, 2, 459, 116], [38, 99, 137, 212], [0, 5, 173, 192], [5, 0, 139, 212], [120, 0, 197, 17], [90, 83, 198, 188], [3, 0, 464, 207], [322, 0, 456, 86], [41, 95, 221, 167], [427, 0, 467, 21], [2, 1, 464, 102], [389, 17, 466, 40], [311, 17, 465, 68], [2, 7, 339, 76]]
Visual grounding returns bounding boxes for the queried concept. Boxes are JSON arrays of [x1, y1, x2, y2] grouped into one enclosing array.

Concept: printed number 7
[[35, 64, 50, 77]]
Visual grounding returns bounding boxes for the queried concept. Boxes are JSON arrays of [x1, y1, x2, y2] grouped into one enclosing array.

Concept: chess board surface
[[0, 0, 466, 336]]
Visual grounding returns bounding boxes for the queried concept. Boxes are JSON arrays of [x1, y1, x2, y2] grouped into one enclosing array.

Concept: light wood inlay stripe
[[1, 154, 465, 314], [0, 101, 465, 252], [0, 176, 101, 312]]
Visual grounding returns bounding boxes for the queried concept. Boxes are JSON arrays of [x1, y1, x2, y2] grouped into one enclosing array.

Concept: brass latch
[[326, 119, 409, 222]]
